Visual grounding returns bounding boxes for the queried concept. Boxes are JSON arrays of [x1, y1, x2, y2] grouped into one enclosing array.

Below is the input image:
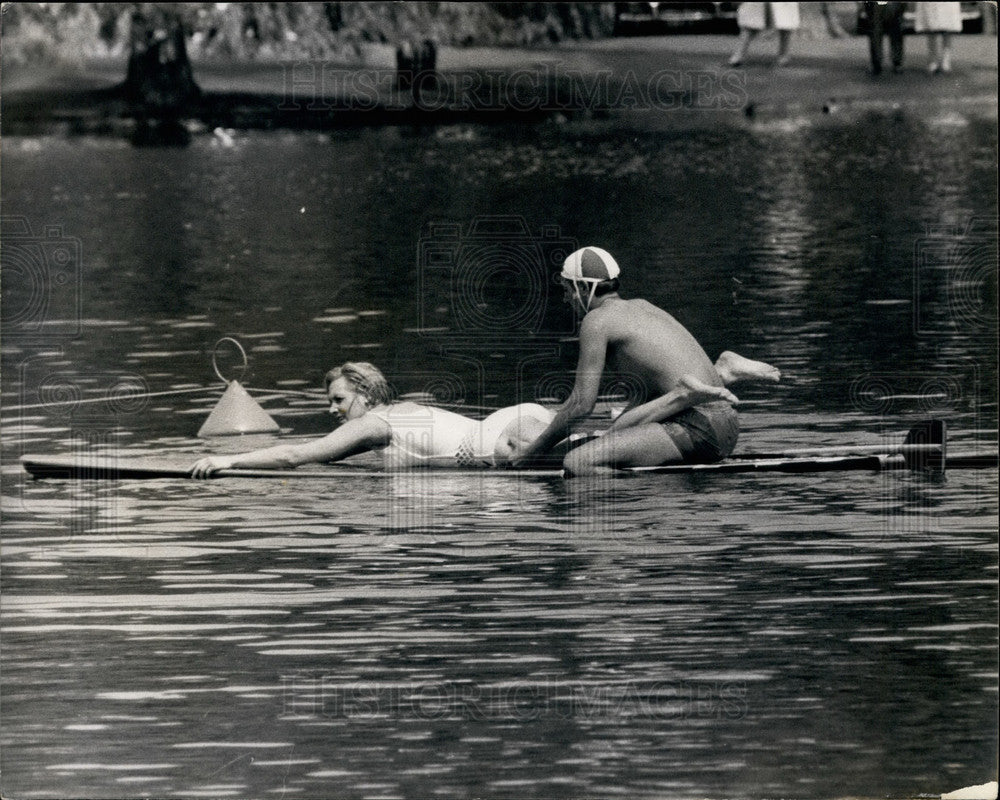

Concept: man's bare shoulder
[[586, 297, 670, 327], [578, 307, 610, 338]]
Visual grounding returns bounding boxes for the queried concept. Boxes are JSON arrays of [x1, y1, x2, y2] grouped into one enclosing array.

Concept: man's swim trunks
[[660, 400, 738, 463]]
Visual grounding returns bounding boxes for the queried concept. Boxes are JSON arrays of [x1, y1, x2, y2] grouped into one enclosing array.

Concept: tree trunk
[[124, 6, 200, 119], [395, 38, 437, 103]]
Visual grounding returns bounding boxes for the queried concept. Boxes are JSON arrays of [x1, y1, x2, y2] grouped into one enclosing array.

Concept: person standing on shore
[[915, 2, 963, 73], [821, 3, 849, 38], [728, 2, 801, 67], [864, 2, 906, 74]]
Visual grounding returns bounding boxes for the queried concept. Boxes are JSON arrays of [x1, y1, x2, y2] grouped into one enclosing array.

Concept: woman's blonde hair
[[324, 362, 394, 407]]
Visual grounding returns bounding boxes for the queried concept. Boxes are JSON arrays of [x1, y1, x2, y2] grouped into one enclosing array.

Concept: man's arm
[[512, 314, 608, 464]]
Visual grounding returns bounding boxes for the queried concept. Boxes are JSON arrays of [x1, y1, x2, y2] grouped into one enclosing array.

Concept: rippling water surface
[[1, 111, 997, 799]]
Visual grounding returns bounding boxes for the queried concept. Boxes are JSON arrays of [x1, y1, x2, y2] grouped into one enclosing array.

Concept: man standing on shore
[[864, 1, 906, 75], [511, 247, 778, 476]]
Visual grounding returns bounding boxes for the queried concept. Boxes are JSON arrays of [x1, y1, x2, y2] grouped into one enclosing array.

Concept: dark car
[[855, 2, 985, 35], [613, 2, 740, 35]]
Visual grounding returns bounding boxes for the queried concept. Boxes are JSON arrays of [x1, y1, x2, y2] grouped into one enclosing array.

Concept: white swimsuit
[[465, 403, 554, 467], [367, 402, 553, 468]]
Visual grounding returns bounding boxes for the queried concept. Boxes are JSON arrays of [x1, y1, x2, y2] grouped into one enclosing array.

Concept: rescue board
[[19, 421, 997, 480]]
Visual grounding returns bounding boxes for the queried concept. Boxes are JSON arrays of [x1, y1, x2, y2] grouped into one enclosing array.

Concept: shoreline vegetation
[[1, 3, 996, 137], [1, 2, 614, 138], [1, 3, 617, 66]]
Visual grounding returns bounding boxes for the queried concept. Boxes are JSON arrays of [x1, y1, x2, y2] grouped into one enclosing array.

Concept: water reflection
[[3, 120, 995, 414], [2, 460, 995, 798], [1, 115, 996, 798]]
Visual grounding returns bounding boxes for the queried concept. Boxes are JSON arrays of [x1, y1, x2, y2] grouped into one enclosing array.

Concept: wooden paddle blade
[[902, 419, 946, 471], [946, 452, 999, 469]]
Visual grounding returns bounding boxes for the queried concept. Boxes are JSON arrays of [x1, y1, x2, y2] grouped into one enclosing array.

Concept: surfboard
[[19, 450, 996, 480]]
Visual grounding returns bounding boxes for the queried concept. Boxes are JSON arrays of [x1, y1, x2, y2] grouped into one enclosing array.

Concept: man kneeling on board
[[510, 246, 780, 476]]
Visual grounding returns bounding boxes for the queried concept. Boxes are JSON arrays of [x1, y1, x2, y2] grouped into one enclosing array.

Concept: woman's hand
[[190, 455, 234, 479]]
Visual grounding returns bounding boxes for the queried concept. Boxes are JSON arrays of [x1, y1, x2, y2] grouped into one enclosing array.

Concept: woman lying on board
[[191, 361, 557, 476], [190, 355, 776, 477]]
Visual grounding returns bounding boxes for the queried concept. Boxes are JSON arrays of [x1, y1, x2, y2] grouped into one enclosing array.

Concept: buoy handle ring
[[212, 337, 249, 385]]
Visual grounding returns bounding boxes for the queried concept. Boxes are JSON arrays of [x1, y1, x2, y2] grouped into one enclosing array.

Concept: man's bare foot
[[679, 374, 739, 406], [714, 351, 781, 385]]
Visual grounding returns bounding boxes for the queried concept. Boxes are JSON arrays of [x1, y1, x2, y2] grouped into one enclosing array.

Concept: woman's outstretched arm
[[190, 415, 389, 477]]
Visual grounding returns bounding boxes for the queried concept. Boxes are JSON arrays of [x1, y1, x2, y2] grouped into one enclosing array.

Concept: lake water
[[1, 109, 997, 799]]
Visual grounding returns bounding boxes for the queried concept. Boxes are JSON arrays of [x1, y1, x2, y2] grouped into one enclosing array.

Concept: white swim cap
[[561, 247, 620, 282]]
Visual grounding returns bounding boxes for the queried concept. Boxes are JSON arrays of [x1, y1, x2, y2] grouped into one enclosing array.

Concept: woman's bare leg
[[729, 30, 756, 66], [940, 32, 953, 72], [927, 33, 942, 73], [776, 30, 792, 66]]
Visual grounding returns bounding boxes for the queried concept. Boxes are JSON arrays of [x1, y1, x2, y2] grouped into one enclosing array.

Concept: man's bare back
[[512, 246, 778, 474], [591, 297, 722, 403]]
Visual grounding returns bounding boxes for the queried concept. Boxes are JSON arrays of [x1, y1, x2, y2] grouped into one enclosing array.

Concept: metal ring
[[211, 337, 248, 385]]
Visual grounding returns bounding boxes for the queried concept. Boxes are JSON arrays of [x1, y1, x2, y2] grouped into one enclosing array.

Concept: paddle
[[559, 420, 949, 468], [704, 420, 947, 468], [900, 419, 946, 471]]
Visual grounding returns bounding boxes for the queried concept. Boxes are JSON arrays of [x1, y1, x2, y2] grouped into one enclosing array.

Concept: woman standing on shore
[[915, 2, 963, 73], [728, 2, 801, 68]]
